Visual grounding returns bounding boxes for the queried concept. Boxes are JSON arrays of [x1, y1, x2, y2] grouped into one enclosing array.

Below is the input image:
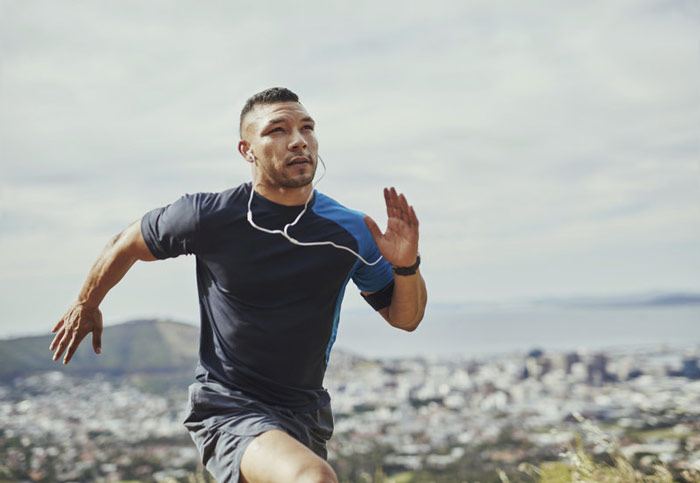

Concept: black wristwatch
[[392, 253, 421, 276]]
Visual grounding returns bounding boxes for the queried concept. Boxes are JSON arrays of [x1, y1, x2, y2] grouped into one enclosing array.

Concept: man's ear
[[238, 141, 254, 163]]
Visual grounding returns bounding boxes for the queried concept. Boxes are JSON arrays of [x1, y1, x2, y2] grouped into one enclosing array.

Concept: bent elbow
[[393, 313, 424, 332], [106, 232, 123, 248]]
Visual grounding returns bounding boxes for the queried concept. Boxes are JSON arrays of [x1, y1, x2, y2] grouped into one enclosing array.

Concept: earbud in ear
[[247, 152, 256, 162]]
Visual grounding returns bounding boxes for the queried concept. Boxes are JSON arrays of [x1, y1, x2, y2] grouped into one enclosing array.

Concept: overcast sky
[[1, 0, 698, 337]]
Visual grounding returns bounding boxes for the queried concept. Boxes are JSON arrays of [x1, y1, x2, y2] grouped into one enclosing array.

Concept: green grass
[[625, 427, 690, 441]]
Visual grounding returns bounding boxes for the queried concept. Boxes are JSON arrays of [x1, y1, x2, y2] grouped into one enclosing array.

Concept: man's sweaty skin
[[49, 220, 156, 365], [366, 186, 426, 331], [51, 97, 427, 482], [238, 102, 319, 206]]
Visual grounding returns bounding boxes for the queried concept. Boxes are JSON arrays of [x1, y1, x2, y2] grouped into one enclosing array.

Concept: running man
[[50, 87, 427, 482]]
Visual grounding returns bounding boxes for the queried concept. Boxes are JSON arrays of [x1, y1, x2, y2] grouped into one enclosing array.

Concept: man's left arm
[[364, 187, 427, 332]]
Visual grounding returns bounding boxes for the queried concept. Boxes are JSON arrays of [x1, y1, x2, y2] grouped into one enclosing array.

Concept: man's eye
[[302, 125, 314, 131], [269, 127, 283, 133]]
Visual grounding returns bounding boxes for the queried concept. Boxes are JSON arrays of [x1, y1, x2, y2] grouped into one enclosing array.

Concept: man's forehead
[[244, 102, 311, 131]]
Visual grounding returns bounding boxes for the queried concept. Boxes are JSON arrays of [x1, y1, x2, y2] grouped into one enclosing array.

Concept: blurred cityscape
[[1, 344, 699, 482]]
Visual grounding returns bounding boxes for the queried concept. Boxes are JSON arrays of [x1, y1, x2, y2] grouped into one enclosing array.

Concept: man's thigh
[[240, 429, 337, 483], [184, 381, 335, 481]]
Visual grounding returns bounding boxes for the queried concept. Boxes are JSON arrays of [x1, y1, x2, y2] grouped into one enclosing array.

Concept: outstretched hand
[[364, 187, 419, 268], [50, 302, 103, 365]]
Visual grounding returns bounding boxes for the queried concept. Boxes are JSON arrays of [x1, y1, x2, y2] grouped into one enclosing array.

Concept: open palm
[[364, 187, 419, 268]]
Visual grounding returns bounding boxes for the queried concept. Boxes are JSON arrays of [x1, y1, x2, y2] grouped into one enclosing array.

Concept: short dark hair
[[239, 87, 300, 135]]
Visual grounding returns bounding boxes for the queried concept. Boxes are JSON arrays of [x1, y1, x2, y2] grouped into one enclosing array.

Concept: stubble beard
[[261, 160, 317, 189]]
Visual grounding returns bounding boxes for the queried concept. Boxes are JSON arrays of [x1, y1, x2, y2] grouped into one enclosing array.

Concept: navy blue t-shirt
[[141, 182, 394, 410]]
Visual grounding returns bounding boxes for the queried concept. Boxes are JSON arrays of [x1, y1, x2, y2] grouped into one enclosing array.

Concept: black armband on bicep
[[360, 280, 395, 311]]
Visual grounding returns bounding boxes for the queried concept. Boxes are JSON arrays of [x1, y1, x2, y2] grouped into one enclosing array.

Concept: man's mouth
[[287, 156, 311, 166]]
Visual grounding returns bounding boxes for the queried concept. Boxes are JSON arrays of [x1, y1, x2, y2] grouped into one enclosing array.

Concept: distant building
[[682, 357, 700, 379], [587, 353, 616, 386], [549, 351, 581, 375], [668, 357, 700, 379], [521, 349, 552, 380]]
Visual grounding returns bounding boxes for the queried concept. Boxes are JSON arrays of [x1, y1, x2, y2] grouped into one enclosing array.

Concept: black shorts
[[183, 380, 334, 482]]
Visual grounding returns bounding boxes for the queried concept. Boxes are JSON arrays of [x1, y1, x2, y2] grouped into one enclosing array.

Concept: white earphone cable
[[246, 154, 383, 266]]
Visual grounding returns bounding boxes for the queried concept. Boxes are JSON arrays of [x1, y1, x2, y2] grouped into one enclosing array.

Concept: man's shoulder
[[189, 182, 251, 217], [313, 191, 366, 220], [312, 191, 369, 236]]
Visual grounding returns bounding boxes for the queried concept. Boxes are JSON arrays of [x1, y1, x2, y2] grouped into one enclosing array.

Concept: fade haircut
[[239, 87, 300, 136]]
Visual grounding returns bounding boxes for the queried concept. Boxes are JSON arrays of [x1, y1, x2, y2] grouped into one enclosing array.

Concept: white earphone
[[245, 153, 383, 266]]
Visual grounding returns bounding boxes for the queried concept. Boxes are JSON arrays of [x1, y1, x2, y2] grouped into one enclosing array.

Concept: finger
[[364, 215, 383, 241], [53, 334, 69, 361], [49, 328, 65, 351], [392, 188, 403, 212], [64, 343, 78, 364], [384, 188, 393, 219], [92, 326, 102, 355], [397, 193, 410, 224], [387, 187, 400, 220], [51, 318, 64, 333], [390, 191, 409, 226], [64, 331, 86, 365], [63, 334, 78, 364], [409, 205, 419, 229]]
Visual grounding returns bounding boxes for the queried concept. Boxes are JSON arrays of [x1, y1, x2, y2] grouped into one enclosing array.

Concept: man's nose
[[288, 129, 307, 150]]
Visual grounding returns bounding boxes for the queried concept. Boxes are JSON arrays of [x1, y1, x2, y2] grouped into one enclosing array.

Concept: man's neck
[[253, 182, 314, 206]]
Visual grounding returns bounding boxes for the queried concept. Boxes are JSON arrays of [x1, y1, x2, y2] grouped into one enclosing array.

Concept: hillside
[[0, 319, 199, 382]]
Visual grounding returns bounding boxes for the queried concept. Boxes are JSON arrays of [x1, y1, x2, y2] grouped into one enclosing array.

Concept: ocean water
[[334, 304, 700, 359]]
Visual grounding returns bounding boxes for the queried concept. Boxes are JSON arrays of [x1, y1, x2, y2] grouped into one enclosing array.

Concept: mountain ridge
[[0, 319, 199, 382]]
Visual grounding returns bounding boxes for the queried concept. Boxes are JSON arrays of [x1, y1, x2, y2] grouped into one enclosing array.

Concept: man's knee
[[294, 460, 338, 483]]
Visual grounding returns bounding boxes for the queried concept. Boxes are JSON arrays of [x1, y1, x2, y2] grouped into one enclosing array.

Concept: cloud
[[1, 0, 698, 336]]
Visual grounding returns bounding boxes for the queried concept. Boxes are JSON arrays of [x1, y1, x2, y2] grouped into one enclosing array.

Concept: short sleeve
[[309, 192, 395, 295], [351, 236, 394, 293], [141, 194, 201, 259]]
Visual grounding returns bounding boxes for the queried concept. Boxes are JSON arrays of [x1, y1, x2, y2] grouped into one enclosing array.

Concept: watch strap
[[392, 253, 421, 276]]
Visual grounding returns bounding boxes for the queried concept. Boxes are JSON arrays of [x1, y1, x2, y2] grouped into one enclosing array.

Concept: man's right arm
[[49, 218, 157, 365]]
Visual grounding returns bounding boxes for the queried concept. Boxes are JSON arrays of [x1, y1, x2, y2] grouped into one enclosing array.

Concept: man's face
[[241, 102, 318, 190]]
